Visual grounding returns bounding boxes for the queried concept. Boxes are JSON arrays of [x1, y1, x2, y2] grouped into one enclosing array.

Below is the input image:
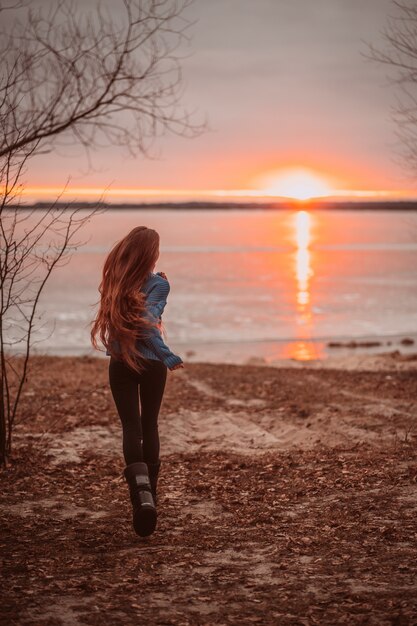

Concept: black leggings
[[108, 356, 168, 466]]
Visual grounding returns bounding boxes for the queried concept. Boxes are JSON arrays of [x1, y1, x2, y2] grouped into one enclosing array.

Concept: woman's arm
[[141, 277, 184, 370]]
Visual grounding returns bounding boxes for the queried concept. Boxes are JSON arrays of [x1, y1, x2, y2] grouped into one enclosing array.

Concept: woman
[[91, 226, 184, 538]]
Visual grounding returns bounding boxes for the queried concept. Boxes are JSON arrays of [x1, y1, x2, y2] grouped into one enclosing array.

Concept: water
[[11, 208, 417, 363]]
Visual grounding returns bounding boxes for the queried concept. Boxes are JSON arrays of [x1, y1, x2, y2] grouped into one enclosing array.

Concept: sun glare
[[256, 168, 332, 200]]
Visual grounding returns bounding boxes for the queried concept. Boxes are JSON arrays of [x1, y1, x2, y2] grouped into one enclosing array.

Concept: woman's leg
[[139, 360, 167, 465], [108, 356, 144, 465]]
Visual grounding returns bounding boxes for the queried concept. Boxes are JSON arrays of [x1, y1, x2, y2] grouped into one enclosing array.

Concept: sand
[[1, 351, 417, 625]]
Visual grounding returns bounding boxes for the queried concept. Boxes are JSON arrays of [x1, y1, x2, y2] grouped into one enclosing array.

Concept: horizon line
[[17, 186, 417, 203]]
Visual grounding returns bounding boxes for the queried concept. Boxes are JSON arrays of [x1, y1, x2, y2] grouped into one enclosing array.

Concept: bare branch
[[366, 1, 417, 177], [0, 0, 207, 160]]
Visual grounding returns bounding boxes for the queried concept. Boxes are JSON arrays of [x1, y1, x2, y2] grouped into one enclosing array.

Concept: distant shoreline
[[9, 200, 417, 211], [16, 331, 417, 366]]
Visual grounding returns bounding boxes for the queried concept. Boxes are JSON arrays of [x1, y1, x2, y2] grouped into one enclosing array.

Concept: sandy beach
[[1, 351, 417, 625]]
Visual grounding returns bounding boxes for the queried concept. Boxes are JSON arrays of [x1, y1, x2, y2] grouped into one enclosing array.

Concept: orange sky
[[20, 0, 417, 203]]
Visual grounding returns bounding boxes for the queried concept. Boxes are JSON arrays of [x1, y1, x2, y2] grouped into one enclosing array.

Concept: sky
[[21, 0, 417, 202]]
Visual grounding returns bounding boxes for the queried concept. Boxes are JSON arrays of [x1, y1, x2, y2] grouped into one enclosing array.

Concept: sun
[[255, 167, 333, 201]]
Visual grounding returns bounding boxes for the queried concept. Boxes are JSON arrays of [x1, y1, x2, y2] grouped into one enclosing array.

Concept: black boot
[[123, 461, 157, 537], [147, 460, 161, 505]]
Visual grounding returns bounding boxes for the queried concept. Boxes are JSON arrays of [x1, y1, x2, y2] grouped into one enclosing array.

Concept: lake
[[18, 208, 417, 363]]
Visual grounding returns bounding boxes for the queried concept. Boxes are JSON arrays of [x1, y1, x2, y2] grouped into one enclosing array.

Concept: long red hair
[[90, 226, 162, 373]]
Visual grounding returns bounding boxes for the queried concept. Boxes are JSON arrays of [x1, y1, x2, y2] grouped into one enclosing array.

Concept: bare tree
[[0, 0, 205, 466], [0, 159, 105, 465], [367, 1, 417, 176], [0, 0, 206, 160]]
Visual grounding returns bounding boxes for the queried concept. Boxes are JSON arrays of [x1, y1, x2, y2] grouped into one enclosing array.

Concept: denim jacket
[[105, 271, 183, 370]]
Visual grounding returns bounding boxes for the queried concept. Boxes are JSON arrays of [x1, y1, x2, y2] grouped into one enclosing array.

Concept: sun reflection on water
[[284, 210, 322, 361], [295, 211, 312, 308]]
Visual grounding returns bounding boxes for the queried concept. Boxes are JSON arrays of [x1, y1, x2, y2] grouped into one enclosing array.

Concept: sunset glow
[[12, 2, 417, 204], [254, 168, 333, 200]]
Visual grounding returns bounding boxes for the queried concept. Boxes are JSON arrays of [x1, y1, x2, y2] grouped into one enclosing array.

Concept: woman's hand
[[158, 271, 168, 280], [171, 362, 184, 370]]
